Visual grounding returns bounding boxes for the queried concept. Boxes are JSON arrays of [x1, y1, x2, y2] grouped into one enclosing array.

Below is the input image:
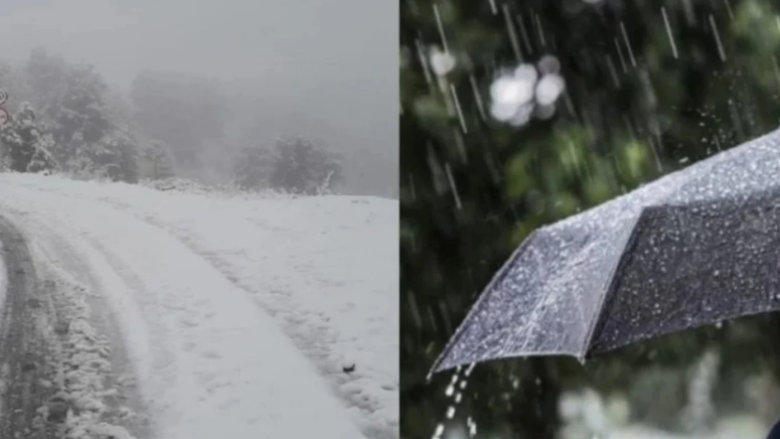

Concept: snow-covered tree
[[50, 64, 112, 149], [268, 136, 343, 194], [94, 126, 140, 183], [27, 134, 57, 173], [24, 51, 140, 182], [0, 48, 146, 183], [233, 137, 342, 194], [0, 102, 57, 173], [142, 141, 176, 180]]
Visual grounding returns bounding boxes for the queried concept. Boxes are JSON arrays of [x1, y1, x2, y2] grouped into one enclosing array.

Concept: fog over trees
[[0, 0, 396, 197], [0, 47, 395, 197]]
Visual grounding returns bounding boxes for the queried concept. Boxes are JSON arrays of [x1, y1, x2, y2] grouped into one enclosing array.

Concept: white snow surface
[[0, 173, 398, 439]]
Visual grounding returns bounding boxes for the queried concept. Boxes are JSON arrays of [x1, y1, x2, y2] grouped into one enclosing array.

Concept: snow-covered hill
[[0, 173, 398, 439]]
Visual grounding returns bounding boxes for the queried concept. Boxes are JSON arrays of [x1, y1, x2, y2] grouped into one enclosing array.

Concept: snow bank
[[0, 173, 398, 438]]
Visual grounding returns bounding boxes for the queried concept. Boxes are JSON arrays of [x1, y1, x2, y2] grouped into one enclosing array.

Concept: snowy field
[[0, 173, 398, 439]]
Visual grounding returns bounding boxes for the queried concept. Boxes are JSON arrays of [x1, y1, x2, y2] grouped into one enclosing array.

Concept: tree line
[[0, 47, 343, 195]]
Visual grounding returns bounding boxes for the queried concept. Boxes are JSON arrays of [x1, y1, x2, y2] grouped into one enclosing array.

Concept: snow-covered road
[[0, 174, 398, 439]]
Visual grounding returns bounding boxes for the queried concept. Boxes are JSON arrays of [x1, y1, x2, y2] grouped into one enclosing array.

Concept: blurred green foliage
[[401, 0, 780, 437]]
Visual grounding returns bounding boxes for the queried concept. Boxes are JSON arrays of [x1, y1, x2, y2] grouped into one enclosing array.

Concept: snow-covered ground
[[0, 173, 398, 439]]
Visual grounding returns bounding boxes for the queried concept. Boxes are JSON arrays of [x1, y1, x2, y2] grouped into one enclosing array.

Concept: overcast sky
[[0, 0, 397, 170]]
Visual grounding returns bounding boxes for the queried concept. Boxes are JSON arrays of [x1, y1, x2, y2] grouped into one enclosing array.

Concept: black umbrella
[[430, 128, 780, 376]]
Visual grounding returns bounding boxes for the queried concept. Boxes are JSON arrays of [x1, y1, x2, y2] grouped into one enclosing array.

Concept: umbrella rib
[[580, 209, 648, 359]]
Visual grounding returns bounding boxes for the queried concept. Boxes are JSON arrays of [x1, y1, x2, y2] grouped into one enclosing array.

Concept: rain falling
[[401, 0, 780, 438]]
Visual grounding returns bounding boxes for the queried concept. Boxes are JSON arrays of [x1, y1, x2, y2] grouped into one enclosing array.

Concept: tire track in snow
[[0, 215, 59, 437], [20, 215, 150, 438], [0, 212, 143, 439]]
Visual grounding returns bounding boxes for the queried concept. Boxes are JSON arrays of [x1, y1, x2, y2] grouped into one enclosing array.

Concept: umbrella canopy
[[431, 128, 780, 375]]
